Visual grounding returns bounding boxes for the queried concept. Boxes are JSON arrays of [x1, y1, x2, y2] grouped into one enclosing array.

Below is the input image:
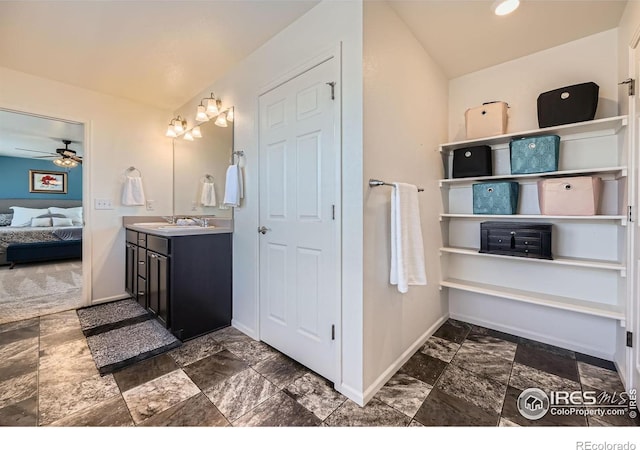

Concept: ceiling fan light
[[191, 126, 202, 138], [493, 0, 520, 16], [196, 105, 209, 122], [214, 112, 228, 128]]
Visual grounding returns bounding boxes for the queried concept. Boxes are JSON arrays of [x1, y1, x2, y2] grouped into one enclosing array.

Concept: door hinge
[[619, 78, 635, 96], [332, 204, 335, 220], [331, 324, 335, 340], [627, 331, 633, 348], [326, 82, 336, 100], [629, 206, 634, 223]]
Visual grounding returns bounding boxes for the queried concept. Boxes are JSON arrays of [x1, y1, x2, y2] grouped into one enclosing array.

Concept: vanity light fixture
[[191, 126, 202, 138], [200, 92, 221, 117], [226, 108, 234, 123], [214, 111, 228, 128], [166, 115, 187, 137], [492, 0, 520, 16], [195, 103, 210, 122], [183, 131, 194, 141]]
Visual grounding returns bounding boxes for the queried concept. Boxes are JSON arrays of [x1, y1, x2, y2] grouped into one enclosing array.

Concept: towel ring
[[127, 166, 142, 177], [201, 174, 214, 182], [231, 150, 245, 164]]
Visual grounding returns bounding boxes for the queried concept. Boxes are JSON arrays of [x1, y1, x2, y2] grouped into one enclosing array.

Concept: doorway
[[258, 56, 341, 383], [0, 108, 88, 324]]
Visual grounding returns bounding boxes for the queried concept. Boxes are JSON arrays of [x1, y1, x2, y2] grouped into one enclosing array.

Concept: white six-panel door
[[258, 58, 339, 382]]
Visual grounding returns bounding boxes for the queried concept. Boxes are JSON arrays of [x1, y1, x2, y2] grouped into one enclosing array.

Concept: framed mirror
[[172, 108, 234, 218]]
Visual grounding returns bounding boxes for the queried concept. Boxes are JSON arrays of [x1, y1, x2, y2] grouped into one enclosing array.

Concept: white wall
[[362, 1, 449, 400], [0, 66, 173, 303], [446, 29, 621, 360], [449, 29, 619, 141], [173, 0, 365, 402], [616, 0, 640, 386]]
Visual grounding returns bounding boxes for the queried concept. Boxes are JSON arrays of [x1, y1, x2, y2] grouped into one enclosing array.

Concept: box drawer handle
[[561, 91, 570, 100], [528, 143, 536, 149], [487, 187, 494, 193], [564, 184, 572, 190], [465, 151, 472, 157]]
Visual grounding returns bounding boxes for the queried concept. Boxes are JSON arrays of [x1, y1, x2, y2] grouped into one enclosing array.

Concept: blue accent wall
[[0, 156, 82, 200]]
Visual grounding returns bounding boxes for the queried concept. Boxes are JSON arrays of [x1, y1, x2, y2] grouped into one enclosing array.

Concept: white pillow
[[49, 207, 83, 226], [10, 207, 49, 227], [52, 217, 74, 227], [31, 217, 52, 227]]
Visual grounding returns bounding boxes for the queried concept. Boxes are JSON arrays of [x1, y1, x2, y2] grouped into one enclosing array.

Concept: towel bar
[[369, 179, 424, 192]]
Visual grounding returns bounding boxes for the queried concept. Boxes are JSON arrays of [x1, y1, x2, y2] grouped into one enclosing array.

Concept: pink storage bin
[[537, 176, 603, 216], [464, 101, 508, 139]]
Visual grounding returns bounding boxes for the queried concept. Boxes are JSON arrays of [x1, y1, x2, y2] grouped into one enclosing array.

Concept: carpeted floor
[[77, 299, 181, 375], [0, 259, 82, 324]]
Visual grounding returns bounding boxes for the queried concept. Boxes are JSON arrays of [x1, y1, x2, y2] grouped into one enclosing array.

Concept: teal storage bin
[[473, 182, 519, 215], [510, 135, 560, 174]]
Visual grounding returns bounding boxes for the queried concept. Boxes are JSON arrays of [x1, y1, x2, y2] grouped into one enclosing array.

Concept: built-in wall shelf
[[439, 166, 627, 187], [440, 213, 627, 225], [439, 247, 626, 275], [439, 115, 628, 153], [440, 278, 625, 321]]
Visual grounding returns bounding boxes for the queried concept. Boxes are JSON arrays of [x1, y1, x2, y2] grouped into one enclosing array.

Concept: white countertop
[[126, 222, 232, 237]]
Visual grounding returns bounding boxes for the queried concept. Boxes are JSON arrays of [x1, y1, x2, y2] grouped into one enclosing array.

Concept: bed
[[0, 199, 83, 267]]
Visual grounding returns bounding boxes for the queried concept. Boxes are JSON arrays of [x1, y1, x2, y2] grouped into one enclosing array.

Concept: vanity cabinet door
[[125, 243, 138, 300], [147, 251, 170, 327]]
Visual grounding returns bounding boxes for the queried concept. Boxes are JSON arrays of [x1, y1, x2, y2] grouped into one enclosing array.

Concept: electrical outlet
[[94, 198, 113, 210], [191, 201, 198, 211], [146, 200, 155, 211]]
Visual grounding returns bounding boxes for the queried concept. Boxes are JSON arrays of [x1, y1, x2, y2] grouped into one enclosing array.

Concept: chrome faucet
[[161, 216, 175, 224]]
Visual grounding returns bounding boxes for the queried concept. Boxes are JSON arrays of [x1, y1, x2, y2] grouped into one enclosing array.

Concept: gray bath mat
[[77, 298, 151, 336], [76, 298, 181, 375], [86, 319, 181, 375]]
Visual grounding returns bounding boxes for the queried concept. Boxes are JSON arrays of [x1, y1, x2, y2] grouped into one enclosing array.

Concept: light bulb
[[174, 118, 184, 134], [226, 108, 234, 122], [206, 98, 219, 116], [183, 131, 194, 141], [196, 105, 209, 122], [192, 126, 202, 138], [166, 125, 177, 137], [214, 113, 228, 127], [493, 0, 519, 16]]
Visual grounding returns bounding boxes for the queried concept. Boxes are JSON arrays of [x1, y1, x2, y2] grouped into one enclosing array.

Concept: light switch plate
[[146, 200, 155, 211], [94, 198, 113, 210]]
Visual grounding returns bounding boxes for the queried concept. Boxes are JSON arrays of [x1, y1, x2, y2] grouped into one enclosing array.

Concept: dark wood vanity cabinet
[[125, 228, 232, 341]]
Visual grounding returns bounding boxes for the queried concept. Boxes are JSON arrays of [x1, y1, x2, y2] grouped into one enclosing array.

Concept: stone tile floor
[[0, 311, 638, 427]]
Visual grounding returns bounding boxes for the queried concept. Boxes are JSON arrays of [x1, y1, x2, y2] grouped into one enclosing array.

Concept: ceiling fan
[[24, 140, 83, 167]]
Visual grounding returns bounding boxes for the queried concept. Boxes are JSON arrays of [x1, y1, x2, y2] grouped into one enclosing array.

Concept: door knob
[[258, 226, 270, 234]]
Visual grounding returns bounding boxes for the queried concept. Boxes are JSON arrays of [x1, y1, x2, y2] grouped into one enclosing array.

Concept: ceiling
[[0, 1, 627, 163], [389, 0, 628, 79], [0, 110, 84, 160], [0, 0, 629, 112]]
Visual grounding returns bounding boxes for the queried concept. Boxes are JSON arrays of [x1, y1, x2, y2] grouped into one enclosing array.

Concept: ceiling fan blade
[[33, 155, 57, 159], [14, 147, 55, 155]]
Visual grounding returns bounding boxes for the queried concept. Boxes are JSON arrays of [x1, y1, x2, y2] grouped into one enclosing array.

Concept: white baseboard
[[449, 312, 614, 361], [614, 359, 628, 391], [231, 319, 257, 340], [361, 313, 449, 405], [336, 382, 365, 406], [90, 294, 129, 306]]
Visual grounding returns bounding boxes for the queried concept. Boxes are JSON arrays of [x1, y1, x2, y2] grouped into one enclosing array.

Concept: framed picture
[[29, 170, 67, 194]]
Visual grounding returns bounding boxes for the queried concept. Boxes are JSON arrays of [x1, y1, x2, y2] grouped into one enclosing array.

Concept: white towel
[[223, 164, 244, 207], [200, 181, 217, 207], [121, 176, 146, 206], [390, 182, 427, 293]]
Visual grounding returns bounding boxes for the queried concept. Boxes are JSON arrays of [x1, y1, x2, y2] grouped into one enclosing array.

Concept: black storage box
[[480, 222, 552, 260], [537, 82, 599, 128], [452, 145, 492, 178]]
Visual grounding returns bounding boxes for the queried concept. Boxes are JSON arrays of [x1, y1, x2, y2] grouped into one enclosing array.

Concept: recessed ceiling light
[[493, 0, 520, 16]]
